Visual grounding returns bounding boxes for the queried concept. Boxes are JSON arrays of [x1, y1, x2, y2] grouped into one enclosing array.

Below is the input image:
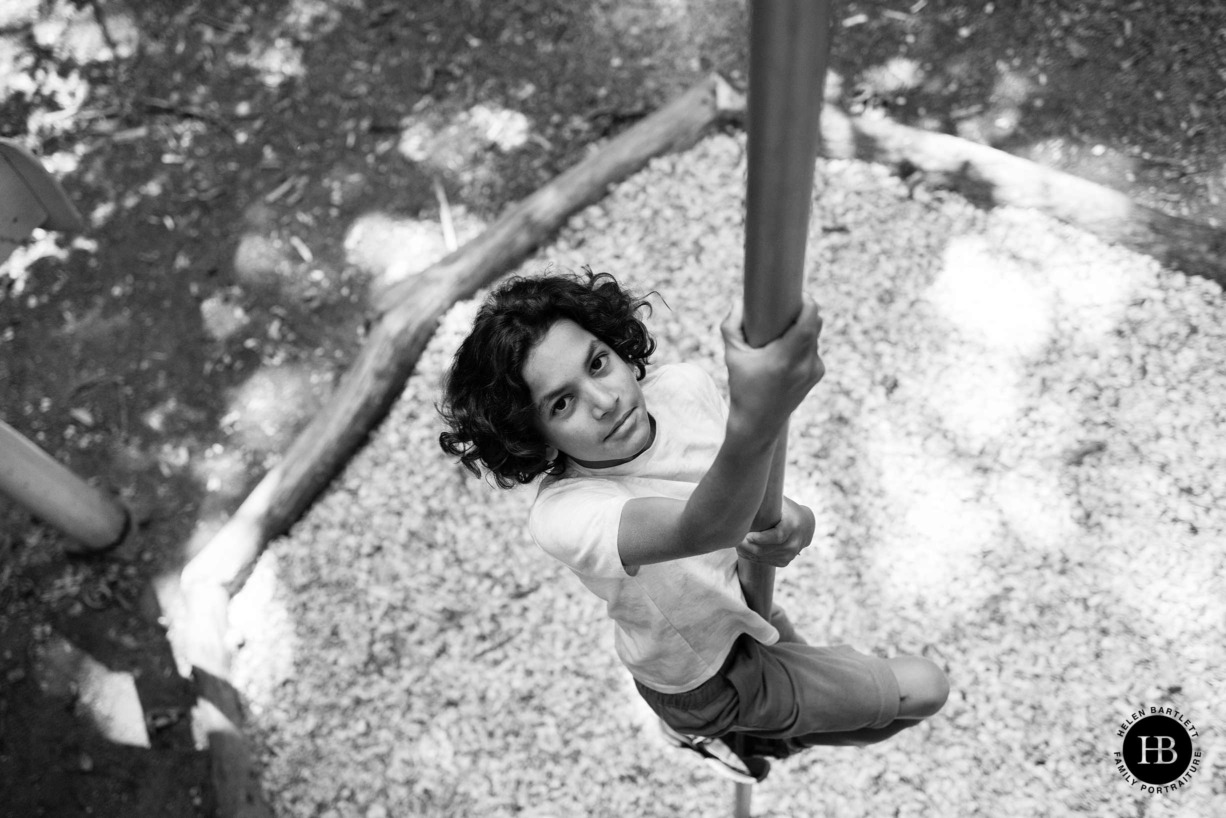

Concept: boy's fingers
[[746, 526, 782, 544], [743, 527, 787, 548], [797, 297, 822, 340], [721, 299, 745, 343], [726, 295, 821, 347]]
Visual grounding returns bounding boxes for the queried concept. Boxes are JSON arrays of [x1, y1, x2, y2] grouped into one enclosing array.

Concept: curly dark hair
[[438, 268, 658, 488]]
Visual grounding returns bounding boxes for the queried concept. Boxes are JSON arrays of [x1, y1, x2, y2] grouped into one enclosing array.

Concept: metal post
[[735, 1, 833, 815], [0, 419, 129, 552], [0, 141, 120, 553]]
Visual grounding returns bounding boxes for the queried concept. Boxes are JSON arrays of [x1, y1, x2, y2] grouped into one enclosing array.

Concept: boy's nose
[[588, 385, 617, 416]]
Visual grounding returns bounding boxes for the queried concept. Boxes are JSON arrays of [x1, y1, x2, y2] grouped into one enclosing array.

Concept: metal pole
[[0, 419, 128, 552], [736, 1, 833, 815]]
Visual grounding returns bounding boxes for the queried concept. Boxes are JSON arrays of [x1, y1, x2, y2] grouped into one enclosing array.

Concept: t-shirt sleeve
[[528, 479, 634, 579], [705, 369, 729, 423], [680, 363, 729, 424]]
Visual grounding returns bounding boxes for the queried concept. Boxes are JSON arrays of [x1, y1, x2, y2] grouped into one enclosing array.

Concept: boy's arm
[[618, 297, 823, 568], [618, 422, 777, 567]]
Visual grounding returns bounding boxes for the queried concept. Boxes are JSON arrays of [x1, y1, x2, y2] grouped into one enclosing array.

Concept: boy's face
[[522, 318, 653, 468]]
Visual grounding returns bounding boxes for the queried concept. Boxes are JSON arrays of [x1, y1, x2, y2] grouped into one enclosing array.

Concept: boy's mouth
[[605, 406, 636, 440]]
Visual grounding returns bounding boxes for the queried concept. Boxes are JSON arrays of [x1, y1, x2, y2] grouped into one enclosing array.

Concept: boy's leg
[[723, 638, 948, 758], [635, 662, 773, 781], [731, 717, 923, 758], [888, 655, 950, 718]]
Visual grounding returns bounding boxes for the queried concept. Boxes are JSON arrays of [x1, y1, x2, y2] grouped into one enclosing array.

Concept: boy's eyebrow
[[536, 339, 602, 415]]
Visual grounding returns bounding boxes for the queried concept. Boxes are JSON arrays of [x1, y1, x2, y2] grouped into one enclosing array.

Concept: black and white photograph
[[1, 2, 1222, 816]]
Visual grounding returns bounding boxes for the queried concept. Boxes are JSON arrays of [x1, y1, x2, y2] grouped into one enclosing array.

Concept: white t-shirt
[[528, 362, 779, 694]]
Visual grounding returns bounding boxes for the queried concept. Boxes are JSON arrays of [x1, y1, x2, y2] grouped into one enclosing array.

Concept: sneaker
[[657, 719, 771, 784]]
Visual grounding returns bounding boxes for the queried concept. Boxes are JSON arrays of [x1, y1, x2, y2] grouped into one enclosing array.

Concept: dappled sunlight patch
[[279, 0, 354, 38], [232, 232, 296, 287], [925, 351, 1026, 448], [888, 489, 998, 592], [398, 102, 536, 194], [859, 56, 925, 98], [990, 466, 1077, 552], [927, 234, 1053, 357], [199, 290, 250, 342], [865, 424, 1000, 611], [343, 209, 485, 289], [228, 550, 298, 714], [189, 444, 247, 499], [31, 1, 138, 63], [465, 104, 532, 153], [31, 633, 150, 748], [1, 231, 95, 296], [232, 35, 305, 89], [221, 363, 321, 455], [976, 207, 1151, 343], [1045, 252, 1148, 342], [399, 103, 534, 165]]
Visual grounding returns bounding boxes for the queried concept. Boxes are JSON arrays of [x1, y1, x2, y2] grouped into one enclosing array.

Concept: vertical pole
[[735, 2, 833, 815]]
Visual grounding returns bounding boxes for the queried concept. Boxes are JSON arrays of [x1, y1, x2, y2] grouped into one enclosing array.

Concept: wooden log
[[178, 72, 744, 818], [819, 106, 1226, 289]]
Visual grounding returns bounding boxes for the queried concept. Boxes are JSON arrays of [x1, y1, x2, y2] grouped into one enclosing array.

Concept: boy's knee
[[888, 656, 949, 718], [925, 664, 950, 714]]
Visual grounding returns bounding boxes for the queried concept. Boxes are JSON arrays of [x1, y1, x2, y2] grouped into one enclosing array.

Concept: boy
[[439, 270, 948, 781]]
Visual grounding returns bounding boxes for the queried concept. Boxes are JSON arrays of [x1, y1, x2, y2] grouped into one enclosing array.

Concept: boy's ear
[[545, 445, 559, 462]]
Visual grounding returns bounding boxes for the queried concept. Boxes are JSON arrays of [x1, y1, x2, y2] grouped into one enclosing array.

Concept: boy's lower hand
[[736, 496, 816, 567]]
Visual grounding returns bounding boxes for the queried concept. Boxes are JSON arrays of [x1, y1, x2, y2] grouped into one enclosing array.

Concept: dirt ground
[[1, 1, 1223, 816]]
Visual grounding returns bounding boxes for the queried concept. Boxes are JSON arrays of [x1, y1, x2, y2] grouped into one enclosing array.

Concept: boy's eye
[[592, 352, 608, 372], [551, 396, 570, 416]]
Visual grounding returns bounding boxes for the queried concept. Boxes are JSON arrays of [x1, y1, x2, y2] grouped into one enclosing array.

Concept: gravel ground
[[229, 133, 1225, 817]]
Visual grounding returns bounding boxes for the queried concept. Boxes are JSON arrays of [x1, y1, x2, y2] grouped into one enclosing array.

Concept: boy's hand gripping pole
[[736, 2, 833, 816]]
